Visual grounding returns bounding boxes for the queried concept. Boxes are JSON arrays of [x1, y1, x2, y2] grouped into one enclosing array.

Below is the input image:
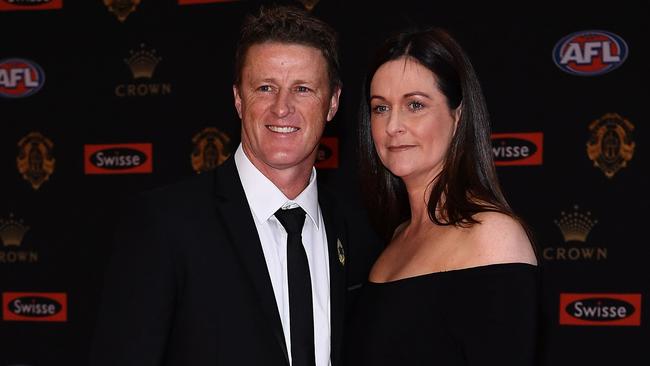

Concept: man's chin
[[264, 153, 316, 171]]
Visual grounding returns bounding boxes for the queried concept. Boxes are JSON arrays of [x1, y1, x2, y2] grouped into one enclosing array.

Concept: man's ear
[[233, 84, 242, 119], [326, 86, 342, 122]]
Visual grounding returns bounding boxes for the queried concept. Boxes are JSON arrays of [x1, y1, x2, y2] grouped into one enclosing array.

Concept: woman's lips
[[387, 145, 415, 152]]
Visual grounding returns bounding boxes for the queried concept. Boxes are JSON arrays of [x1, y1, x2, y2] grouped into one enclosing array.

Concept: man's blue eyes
[[257, 86, 311, 92]]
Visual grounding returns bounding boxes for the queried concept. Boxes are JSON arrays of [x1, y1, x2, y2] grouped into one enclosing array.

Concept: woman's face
[[370, 57, 460, 186]]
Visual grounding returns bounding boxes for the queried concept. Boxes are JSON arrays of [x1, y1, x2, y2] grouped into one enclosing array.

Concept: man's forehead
[[242, 42, 328, 80], [248, 40, 324, 54], [245, 42, 324, 62]]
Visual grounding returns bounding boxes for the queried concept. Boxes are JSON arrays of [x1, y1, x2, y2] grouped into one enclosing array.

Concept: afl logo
[[0, 58, 45, 98], [553, 30, 628, 76]]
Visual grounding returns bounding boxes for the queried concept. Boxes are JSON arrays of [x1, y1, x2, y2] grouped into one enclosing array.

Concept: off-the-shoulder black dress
[[346, 263, 539, 365]]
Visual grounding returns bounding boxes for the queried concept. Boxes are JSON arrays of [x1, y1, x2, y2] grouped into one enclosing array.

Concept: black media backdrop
[[1, 1, 648, 365]]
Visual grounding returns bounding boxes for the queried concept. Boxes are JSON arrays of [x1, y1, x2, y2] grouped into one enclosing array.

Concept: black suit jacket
[[90, 157, 380, 366]]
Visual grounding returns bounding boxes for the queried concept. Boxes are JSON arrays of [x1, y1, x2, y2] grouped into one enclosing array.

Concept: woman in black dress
[[348, 28, 540, 365]]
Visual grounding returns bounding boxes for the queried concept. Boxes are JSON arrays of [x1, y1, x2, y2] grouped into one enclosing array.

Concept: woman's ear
[[452, 103, 462, 135]]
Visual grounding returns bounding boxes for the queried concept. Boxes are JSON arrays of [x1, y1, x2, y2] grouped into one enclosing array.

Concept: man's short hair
[[234, 5, 341, 93]]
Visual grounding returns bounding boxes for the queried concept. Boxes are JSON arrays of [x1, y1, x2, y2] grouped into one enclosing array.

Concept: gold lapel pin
[[336, 239, 345, 266]]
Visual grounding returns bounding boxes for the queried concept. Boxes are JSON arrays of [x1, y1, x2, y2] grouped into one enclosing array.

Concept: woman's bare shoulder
[[461, 211, 538, 266]]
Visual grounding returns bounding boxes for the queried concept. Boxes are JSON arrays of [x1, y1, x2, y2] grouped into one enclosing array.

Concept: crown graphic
[[554, 205, 597, 243], [124, 44, 161, 79], [0, 213, 29, 247]]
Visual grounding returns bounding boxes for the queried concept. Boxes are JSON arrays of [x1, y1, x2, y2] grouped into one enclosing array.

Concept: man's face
[[234, 42, 340, 177]]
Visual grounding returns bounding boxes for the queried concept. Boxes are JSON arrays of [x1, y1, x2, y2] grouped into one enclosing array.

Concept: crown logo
[[0, 213, 29, 247], [554, 205, 598, 243], [124, 43, 161, 79]]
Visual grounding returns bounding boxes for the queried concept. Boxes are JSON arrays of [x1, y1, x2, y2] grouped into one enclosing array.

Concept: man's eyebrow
[[293, 79, 315, 85], [250, 78, 317, 85]]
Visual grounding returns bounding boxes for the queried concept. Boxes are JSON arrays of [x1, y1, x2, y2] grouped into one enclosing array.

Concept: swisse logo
[[2, 292, 67, 322], [4, 0, 51, 5], [92, 149, 146, 169], [315, 137, 339, 169], [0, 58, 45, 98], [11, 296, 60, 316], [491, 132, 543, 166], [84, 143, 153, 175], [0, 0, 62, 10], [553, 30, 628, 76], [560, 293, 641, 326]]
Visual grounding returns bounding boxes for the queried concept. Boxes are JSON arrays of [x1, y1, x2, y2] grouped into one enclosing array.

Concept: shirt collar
[[234, 144, 321, 230]]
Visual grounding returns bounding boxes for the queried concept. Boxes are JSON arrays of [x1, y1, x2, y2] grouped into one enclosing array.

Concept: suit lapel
[[318, 186, 346, 366], [212, 158, 289, 365]]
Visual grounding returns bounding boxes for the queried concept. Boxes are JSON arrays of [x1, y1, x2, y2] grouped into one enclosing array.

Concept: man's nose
[[271, 89, 294, 117]]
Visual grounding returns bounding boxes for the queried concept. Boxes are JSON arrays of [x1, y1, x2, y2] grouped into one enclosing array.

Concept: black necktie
[[275, 207, 316, 366]]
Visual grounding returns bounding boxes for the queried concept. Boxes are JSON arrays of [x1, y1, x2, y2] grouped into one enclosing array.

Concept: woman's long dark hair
[[359, 27, 515, 241]]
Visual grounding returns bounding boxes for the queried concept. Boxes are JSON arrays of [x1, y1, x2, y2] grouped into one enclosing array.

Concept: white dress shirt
[[234, 144, 331, 366]]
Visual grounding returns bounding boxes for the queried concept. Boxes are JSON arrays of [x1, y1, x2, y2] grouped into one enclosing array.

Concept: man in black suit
[[89, 5, 379, 366]]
